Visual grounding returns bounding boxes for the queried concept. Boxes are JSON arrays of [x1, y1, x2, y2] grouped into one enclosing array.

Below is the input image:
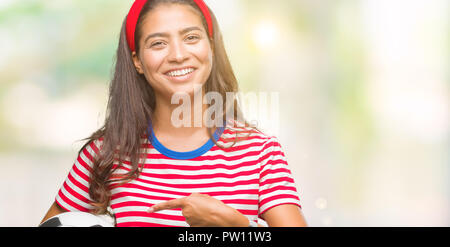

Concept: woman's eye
[[151, 41, 165, 47], [186, 35, 200, 42]]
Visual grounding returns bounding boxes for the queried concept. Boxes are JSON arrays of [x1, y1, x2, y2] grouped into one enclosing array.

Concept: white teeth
[[167, 68, 194, 77]]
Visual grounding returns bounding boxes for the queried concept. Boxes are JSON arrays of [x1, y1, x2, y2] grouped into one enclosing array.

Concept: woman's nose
[[168, 41, 189, 63]]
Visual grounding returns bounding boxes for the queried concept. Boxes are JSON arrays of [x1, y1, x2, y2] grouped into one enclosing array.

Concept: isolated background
[[0, 0, 448, 226]]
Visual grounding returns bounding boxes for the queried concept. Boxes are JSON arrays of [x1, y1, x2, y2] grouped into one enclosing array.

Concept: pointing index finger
[[148, 197, 186, 213]]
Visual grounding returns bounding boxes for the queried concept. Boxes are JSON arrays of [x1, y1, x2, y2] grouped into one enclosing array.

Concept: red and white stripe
[[55, 126, 301, 227]]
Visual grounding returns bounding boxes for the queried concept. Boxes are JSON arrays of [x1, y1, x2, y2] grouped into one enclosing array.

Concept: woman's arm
[[39, 201, 67, 225], [149, 193, 307, 227], [261, 204, 307, 227]]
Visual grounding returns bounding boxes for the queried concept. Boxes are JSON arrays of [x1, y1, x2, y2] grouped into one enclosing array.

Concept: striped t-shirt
[[55, 125, 302, 227]]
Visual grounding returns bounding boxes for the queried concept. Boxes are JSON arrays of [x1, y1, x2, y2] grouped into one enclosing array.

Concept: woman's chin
[[166, 83, 205, 98]]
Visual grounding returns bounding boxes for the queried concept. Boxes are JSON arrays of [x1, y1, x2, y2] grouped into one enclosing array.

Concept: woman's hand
[[148, 193, 249, 227]]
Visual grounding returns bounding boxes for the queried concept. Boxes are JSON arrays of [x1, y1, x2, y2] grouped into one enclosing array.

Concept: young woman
[[41, 0, 307, 227]]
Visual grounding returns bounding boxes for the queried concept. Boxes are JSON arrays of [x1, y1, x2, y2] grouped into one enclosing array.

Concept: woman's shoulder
[[77, 136, 105, 157], [222, 120, 280, 144]]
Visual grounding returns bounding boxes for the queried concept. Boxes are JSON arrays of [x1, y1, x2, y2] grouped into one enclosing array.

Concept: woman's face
[[132, 3, 213, 102]]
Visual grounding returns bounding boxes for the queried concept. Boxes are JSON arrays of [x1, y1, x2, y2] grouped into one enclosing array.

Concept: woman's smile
[[164, 66, 197, 83]]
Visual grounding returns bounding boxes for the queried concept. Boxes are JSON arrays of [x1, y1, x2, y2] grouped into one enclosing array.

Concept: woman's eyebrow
[[144, 26, 204, 43], [179, 26, 203, 35]]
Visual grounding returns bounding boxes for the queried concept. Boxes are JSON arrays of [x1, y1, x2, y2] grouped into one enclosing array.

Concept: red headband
[[126, 0, 213, 52]]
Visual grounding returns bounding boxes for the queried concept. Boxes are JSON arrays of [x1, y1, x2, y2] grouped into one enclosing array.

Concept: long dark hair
[[79, 0, 254, 214]]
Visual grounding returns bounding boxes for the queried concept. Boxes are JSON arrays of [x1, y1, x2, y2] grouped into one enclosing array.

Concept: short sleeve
[[55, 139, 102, 212], [258, 137, 302, 218]]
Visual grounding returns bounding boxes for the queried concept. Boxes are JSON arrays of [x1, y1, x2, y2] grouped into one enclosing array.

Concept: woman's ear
[[132, 51, 144, 74]]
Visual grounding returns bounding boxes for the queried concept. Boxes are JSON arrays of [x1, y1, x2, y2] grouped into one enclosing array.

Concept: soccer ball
[[39, 212, 115, 227]]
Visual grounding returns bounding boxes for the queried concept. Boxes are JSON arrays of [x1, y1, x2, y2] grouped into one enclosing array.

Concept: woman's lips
[[164, 67, 197, 83]]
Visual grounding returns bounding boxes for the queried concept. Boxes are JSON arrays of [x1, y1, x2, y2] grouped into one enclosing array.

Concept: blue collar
[[148, 124, 225, 160]]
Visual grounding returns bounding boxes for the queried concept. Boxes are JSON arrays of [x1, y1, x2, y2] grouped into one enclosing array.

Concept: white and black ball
[[39, 212, 114, 227]]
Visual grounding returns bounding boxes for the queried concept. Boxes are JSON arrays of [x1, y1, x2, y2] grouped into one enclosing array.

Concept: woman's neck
[[151, 92, 214, 139]]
